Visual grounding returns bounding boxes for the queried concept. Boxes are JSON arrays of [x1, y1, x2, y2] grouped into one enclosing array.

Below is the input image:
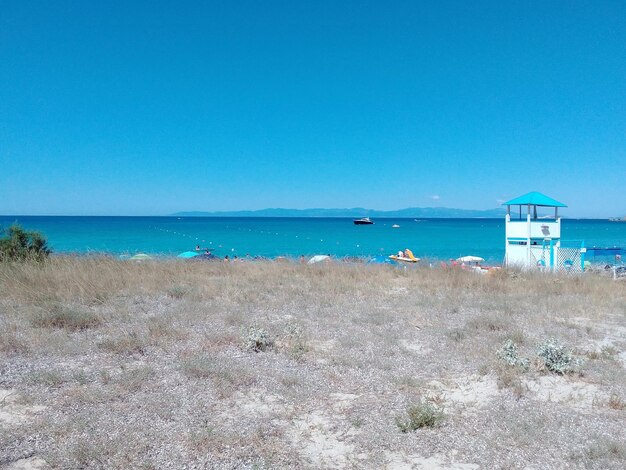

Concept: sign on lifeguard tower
[[503, 192, 585, 272]]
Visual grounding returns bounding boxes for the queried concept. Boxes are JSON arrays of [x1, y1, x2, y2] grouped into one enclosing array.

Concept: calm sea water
[[1, 216, 625, 263]]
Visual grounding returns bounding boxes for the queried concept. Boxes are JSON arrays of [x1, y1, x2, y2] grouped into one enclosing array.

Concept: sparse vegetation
[[181, 354, 216, 378], [281, 322, 308, 359], [608, 394, 625, 411], [98, 330, 148, 355], [397, 399, 445, 432], [468, 314, 506, 333], [447, 328, 465, 342], [572, 439, 626, 463], [116, 366, 154, 392], [28, 369, 66, 387], [72, 370, 89, 385], [0, 258, 624, 468], [167, 285, 188, 299]]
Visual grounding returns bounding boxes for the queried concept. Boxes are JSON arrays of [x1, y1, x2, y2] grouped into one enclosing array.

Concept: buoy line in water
[[151, 223, 378, 258]]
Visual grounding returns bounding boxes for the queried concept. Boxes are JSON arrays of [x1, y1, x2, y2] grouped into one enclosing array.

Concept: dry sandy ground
[[0, 258, 625, 469]]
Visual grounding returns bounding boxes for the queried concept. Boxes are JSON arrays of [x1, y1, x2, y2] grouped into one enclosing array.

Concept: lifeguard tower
[[503, 191, 585, 272]]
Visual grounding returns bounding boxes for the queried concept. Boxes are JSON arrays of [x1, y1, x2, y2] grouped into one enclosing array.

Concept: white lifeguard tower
[[503, 191, 585, 272]]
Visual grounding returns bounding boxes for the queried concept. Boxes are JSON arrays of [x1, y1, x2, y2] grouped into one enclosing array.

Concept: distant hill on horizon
[[172, 207, 508, 218]]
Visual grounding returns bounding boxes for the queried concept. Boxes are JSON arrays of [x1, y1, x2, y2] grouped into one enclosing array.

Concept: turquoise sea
[[1, 216, 625, 264]]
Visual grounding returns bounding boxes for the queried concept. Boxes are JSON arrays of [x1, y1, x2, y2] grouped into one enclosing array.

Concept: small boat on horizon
[[353, 217, 374, 225]]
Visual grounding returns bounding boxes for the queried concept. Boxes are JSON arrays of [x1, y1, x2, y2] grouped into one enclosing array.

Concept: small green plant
[[397, 399, 444, 432], [282, 322, 307, 359], [180, 354, 215, 378], [116, 366, 154, 392], [600, 346, 618, 359], [283, 322, 302, 337], [0, 224, 51, 262], [73, 370, 89, 385], [99, 369, 111, 384], [29, 369, 66, 387], [497, 339, 530, 370], [351, 418, 364, 428], [537, 338, 583, 375], [243, 325, 273, 352], [447, 328, 465, 343], [573, 440, 626, 462]]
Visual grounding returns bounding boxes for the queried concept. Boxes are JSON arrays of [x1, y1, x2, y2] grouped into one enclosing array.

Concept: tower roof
[[502, 191, 567, 207]]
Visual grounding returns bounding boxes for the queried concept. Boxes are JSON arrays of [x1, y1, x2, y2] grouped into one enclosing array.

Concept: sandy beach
[[0, 258, 624, 468]]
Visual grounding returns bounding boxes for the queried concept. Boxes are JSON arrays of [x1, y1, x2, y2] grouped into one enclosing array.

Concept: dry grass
[[1, 257, 625, 469], [607, 394, 625, 410], [30, 305, 102, 331]]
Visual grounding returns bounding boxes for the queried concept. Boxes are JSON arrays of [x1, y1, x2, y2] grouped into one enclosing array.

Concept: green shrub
[[242, 325, 273, 352], [397, 400, 444, 432], [497, 339, 530, 370], [0, 224, 51, 262], [537, 338, 583, 374]]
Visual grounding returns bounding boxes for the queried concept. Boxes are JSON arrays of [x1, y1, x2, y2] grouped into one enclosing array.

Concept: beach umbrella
[[130, 253, 152, 261], [308, 255, 330, 264], [456, 256, 484, 263], [177, 251, 199, 258]]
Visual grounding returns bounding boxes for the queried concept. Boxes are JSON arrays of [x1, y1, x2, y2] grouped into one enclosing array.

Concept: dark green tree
[[0, 224, 51, 261]]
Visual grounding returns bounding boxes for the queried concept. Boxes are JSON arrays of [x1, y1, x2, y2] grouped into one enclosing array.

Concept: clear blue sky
[[1, 1, 624, 217]]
